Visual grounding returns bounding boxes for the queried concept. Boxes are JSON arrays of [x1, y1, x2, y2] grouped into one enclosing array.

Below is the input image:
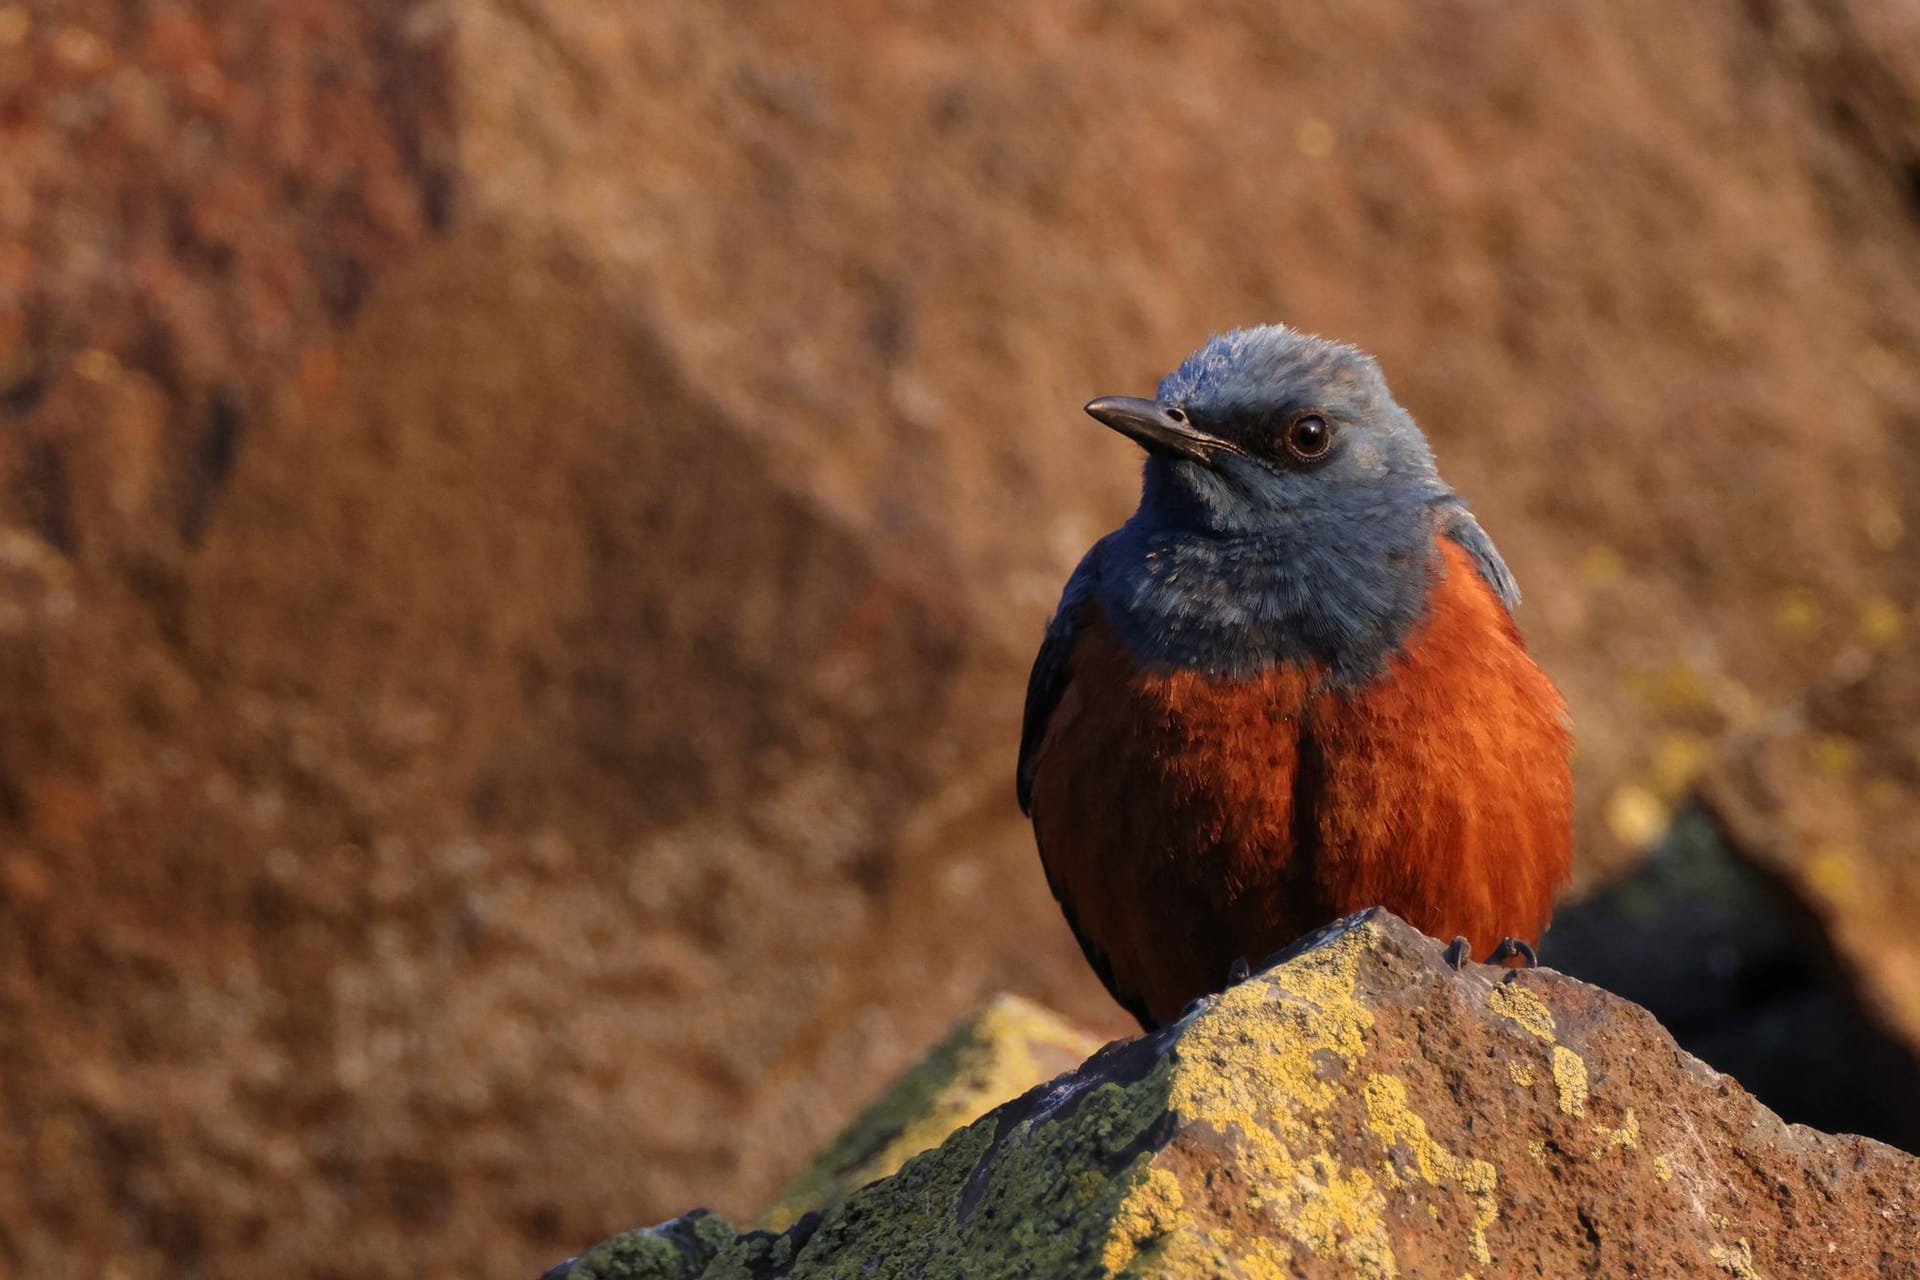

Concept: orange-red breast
[[1018, 326, 1572, 1029]]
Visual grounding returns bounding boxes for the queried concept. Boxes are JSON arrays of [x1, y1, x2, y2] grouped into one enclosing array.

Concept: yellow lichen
[[1102, 1165, 1185, 1275], [1550, 1046, 1588, 1118], [1164, 923, 1402, 1278], [1363, 1075, 1500, 1266], [1590, 1107, 1637, 1155], [1527, 1141, 1547, 1166], [1487, 985, 1590, 1126], [1116, 1226, 1237, 1279], [1488, 984, 1557, 1042], [1652, 1154, 1674, 1182], [1289, 1156, 1396, 1280], [1507, 1059, 1535, 1088], [1710, 1238, 1766, 1279]]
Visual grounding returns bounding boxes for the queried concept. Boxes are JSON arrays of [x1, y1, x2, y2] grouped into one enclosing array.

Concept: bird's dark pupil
[[1293, 418, 1326, 452]]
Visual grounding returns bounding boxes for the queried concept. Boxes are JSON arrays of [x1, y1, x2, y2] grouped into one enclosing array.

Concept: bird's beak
[[1083, 396, 1233, 465]]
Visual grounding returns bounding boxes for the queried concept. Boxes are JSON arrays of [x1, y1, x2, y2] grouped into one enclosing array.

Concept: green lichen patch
[[710, 1051, 1181, 1280], [564, 1210, 740, 1280], [760, 995, 1102, 1229]]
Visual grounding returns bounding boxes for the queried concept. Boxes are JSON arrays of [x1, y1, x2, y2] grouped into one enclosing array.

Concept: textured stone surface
[[7, 2, 1920, 1278], [1546, 805, 1896, 1145], [549, 912, 1920, 1280]]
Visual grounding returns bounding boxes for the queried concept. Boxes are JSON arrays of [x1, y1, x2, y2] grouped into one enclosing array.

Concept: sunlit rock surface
[[549, 911, 1920, 1279]]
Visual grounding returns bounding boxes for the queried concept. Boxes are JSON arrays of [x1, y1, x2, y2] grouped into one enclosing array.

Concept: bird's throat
[[1098, 522, 1440, 684]]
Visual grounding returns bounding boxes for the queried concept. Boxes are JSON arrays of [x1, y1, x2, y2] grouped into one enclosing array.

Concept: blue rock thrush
[[1018, 325, 1573, 1029]]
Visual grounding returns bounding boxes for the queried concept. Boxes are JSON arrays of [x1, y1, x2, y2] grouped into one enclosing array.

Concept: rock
[[1694, 627, 1920, 1150], [760, 995, 1102, 1230], [543, 1210, 739, 1280], [545, 911, 1920, 1280], [1546, 805, 1896, 1145]]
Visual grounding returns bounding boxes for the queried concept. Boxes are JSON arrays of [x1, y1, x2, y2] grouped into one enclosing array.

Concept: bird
[[1017, 325, 1573, 1030]]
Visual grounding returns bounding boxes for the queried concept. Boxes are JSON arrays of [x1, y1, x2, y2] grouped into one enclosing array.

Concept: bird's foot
[[1443, 936, 1473, 969], [1491, 936, 1539, 968], [1224, 956, 1252, 986]]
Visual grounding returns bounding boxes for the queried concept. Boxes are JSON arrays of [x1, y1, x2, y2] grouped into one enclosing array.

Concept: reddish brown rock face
[[0, 1, 453, 559], [3, 3, 1920, 1279]]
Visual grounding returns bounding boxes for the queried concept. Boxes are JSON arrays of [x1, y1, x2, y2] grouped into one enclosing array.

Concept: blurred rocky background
[[1, 2, 1918, 1278]]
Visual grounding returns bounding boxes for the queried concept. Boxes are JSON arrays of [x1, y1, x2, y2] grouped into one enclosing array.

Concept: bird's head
[[1088, 325, 1446, 537]]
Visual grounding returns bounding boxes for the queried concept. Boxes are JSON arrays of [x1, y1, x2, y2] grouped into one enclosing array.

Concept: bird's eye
[[1284, 413, 1333, 462]]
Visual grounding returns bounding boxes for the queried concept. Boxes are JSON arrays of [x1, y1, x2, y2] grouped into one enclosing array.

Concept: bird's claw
[[1491, 936, 1539, 968], [1443, 936, 1472, 969], [1224, 956, 1252, 986]]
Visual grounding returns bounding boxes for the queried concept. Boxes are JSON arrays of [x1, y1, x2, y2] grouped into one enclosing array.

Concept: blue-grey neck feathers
[[1088, 324, 1506, 684]]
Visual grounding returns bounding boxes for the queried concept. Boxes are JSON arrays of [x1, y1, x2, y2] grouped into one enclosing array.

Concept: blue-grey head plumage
[[1080, 324, 1512, 682]]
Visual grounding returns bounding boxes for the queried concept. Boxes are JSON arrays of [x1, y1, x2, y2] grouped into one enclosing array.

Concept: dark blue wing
[[1016, 540, 1106, 816], [1437, 501, 1520, 616], [1016, 541, 1155, 1028]]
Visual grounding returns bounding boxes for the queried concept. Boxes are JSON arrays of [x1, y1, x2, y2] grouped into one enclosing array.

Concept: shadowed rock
[[545, 910, 1920, 1279], [759, 994, 1102, 1231], [1695, 628, 1920, 1151], [1545, 631, 1920, 1154]]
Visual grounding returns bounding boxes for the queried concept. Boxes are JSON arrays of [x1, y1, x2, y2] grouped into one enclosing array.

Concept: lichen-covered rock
[[1546, 806, 1895, 1143], [550, 910, 1920, 1279], [760, 994, 1101, 1230], [543, 1211, 738, 1280]]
